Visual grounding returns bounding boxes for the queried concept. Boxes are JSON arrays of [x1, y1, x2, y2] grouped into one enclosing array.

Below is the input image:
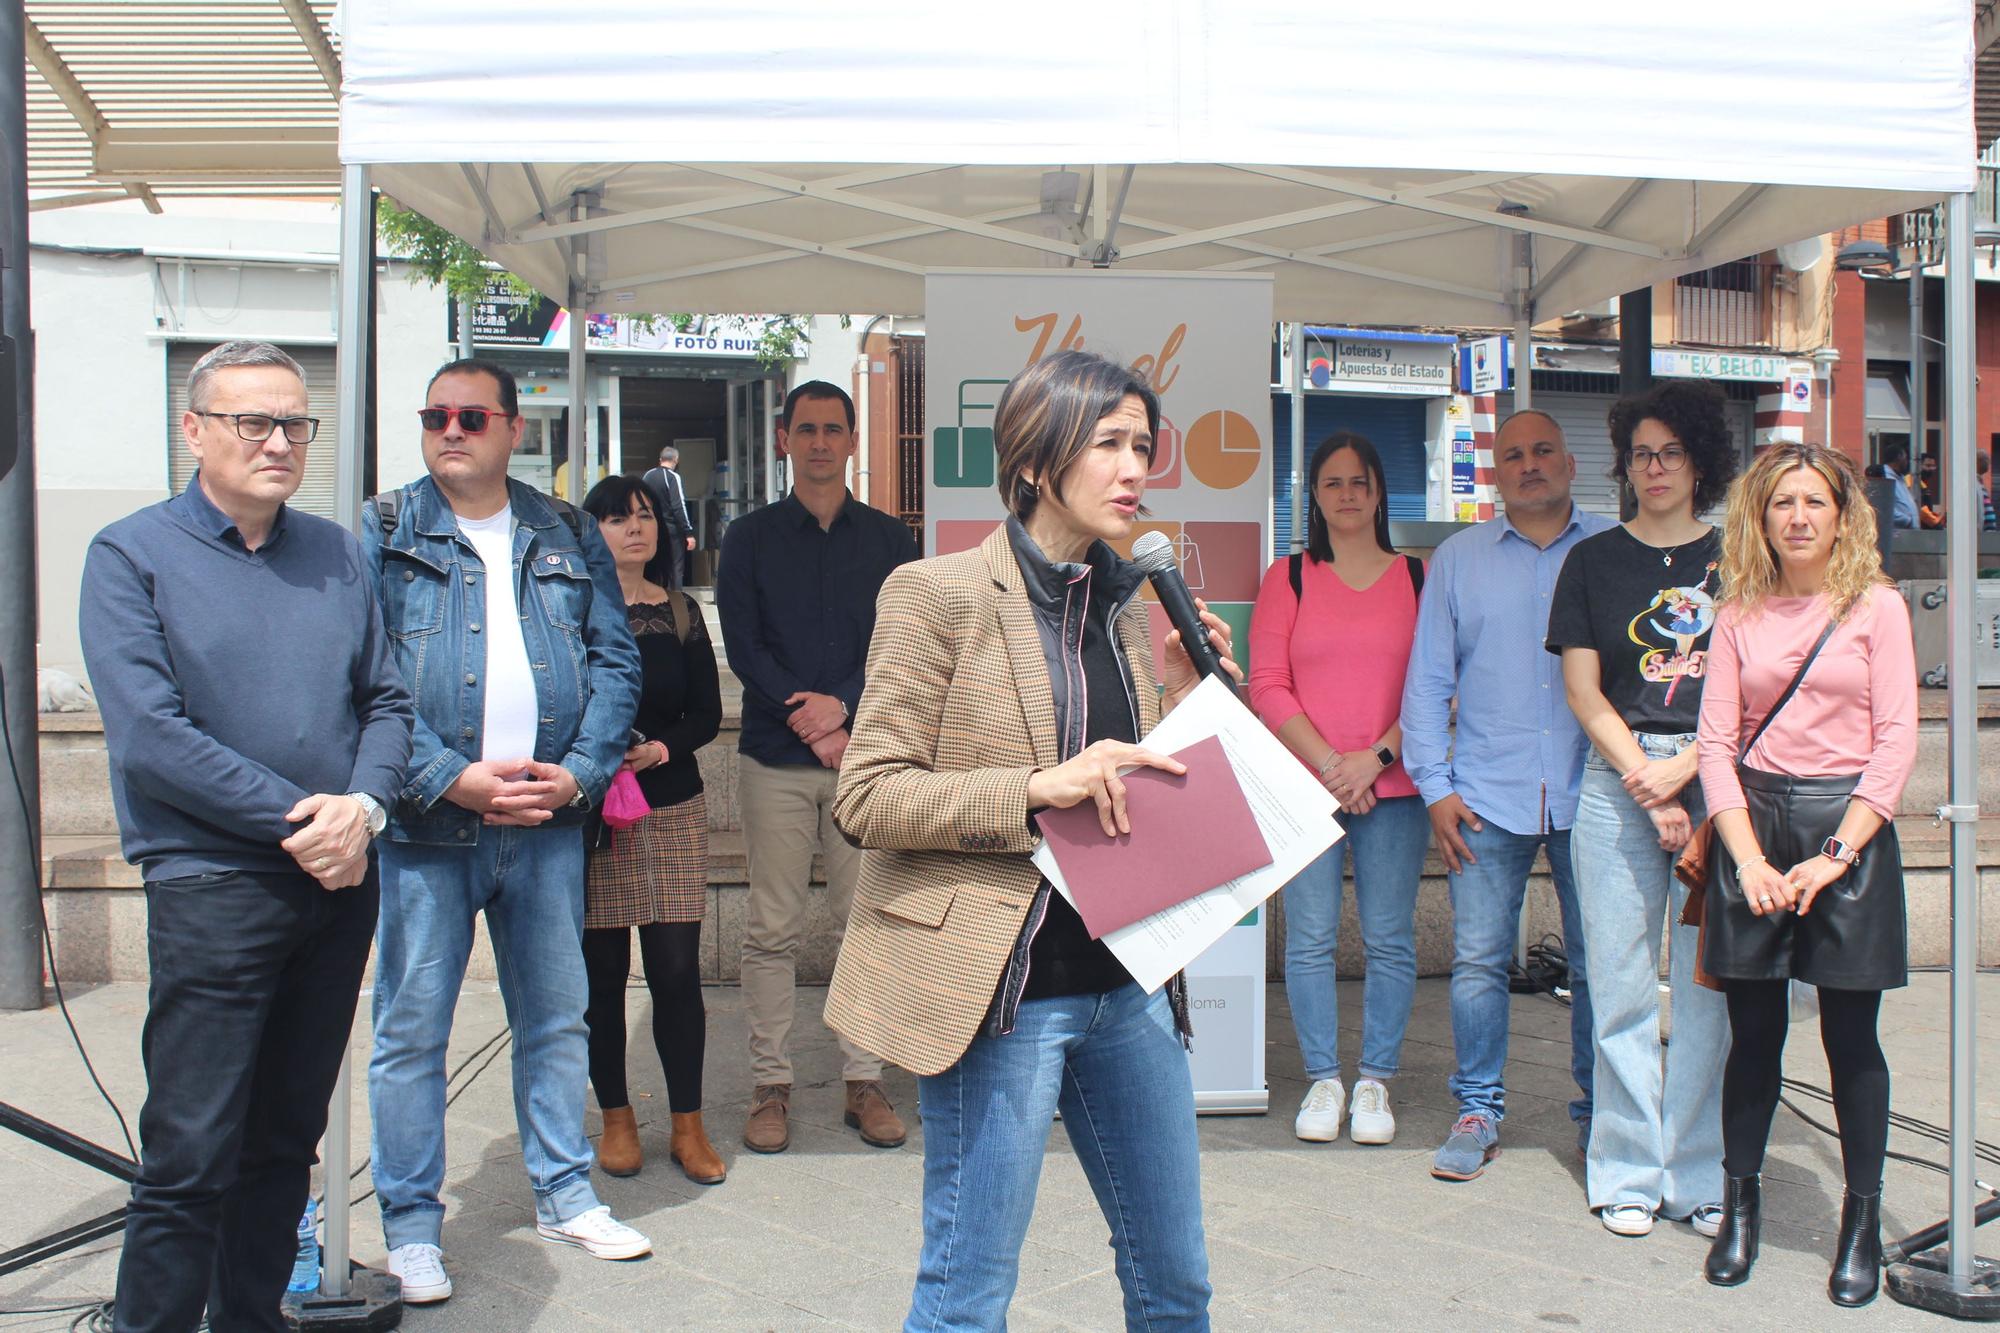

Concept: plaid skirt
[[584, 793, 708, 929]]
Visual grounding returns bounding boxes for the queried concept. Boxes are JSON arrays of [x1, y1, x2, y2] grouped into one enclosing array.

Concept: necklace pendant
[[1663, 553, 1673, 567]]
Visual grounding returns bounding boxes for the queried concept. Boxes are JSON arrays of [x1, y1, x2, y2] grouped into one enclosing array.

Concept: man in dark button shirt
[[79, 341, 413, 1332], [717, 380, 918, 1155]]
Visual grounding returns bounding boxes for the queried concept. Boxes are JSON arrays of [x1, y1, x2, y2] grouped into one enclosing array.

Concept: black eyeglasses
[[418, 407, 514, 434], [199, 412, 319, 445], [1630, 446, 1689, 472]]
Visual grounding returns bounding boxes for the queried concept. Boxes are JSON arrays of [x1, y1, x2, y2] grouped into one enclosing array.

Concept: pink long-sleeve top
[[1248, 553, 1421, 798], [1696, 584, 1917, 821]]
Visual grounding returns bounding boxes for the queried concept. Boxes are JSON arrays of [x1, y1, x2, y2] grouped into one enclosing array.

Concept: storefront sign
[[1309, 336, 1454, 395], [1462, 335, 1509, 394], [447, 279, 798, 357], [1651, 349, 1813, 383]]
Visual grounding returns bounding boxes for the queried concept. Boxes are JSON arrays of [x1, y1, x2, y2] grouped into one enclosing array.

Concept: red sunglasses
[[418, 406, 515, 434]]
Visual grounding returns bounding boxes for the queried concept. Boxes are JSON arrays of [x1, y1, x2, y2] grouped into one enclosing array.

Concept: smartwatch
[[1372, 744, 1395, 769], [1821, 836, 1861, 867]]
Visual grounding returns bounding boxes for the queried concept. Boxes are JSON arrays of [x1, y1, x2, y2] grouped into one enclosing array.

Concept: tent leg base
[[283, 1265, 404, 1331], [1886, 1250, 2000, 1320]]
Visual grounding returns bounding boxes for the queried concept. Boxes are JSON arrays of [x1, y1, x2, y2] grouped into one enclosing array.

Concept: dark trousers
[[114, 865, 378, 1333]]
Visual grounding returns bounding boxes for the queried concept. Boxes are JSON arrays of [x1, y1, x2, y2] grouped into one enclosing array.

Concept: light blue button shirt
[[1400, 505, 1617, 837]]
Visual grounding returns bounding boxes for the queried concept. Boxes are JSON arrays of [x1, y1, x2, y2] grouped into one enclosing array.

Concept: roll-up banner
[[924, 269, 1275, 1112]]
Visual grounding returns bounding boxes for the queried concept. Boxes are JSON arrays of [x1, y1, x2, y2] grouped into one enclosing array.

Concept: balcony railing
[[1894, 156, 2000, 264], [1670, 259, 1775, 348]]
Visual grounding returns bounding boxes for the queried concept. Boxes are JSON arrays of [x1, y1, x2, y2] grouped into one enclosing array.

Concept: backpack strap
[[1288, 551, 1304, 602], [544, 495, 586, 541], [368, 488, 402, 540], [1404, 553, 1425, 601]]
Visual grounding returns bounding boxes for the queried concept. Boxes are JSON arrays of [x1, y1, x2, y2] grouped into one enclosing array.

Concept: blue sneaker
[[1431, 1112, 1500, 1181]]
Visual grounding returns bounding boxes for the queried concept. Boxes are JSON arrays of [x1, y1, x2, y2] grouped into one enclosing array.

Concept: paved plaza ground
[[4, 974, 1996, 1330]]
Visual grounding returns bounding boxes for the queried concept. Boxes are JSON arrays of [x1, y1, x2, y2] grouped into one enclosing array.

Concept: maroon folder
[[1035, 734, 1274, 938]]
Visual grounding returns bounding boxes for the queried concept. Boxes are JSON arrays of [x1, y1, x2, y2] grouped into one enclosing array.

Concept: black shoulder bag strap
[[1738, 619, 1837, 764], [1289, 551, 1425, 605]]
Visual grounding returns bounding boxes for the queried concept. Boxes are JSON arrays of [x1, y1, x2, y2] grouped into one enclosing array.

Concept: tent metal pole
[[0, 0, 43, 1013], [764, 378, 778, 505], [319, 160, 373, 1301], [566, 196, 588, 507], [1288, 322, 1305, 552], [1511, 314, 1533, 411], [1941, 189, 1979, 1289]]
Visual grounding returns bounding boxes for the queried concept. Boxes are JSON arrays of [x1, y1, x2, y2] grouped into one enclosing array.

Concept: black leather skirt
[[1702, 766, 1907, 991]]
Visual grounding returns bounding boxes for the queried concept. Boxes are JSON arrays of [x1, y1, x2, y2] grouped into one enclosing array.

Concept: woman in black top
[[1546, 380, 1738, 1240], [580, 475, 724, 1185]]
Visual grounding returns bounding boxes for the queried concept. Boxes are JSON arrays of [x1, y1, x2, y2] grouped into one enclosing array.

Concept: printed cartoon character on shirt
[[1628, 561, 1718, 703]]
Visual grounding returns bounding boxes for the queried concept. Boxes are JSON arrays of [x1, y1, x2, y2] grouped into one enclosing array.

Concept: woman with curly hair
[[1547, 379, 1737, 1238], [1694, 444, 1916, 1305]]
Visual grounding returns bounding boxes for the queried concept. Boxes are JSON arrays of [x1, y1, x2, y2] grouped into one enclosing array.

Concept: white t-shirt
[[455, 507, 541, 768]]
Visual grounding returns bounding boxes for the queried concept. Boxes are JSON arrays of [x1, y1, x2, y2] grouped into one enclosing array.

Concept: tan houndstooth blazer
[[826, 523, 1163, 1076]]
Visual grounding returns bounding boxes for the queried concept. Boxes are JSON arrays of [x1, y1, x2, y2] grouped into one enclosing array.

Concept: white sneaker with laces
[[385, 1242, 452, 1303], [537, 1204, 653, 1260], [1295, 1078, 1345, 1142], [1689, 1202, 1724, 1238], [1348, 1078, 1396, 1144]]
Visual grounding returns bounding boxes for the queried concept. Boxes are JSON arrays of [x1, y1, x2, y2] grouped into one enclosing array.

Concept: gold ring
[[316, 857, 329, 869]]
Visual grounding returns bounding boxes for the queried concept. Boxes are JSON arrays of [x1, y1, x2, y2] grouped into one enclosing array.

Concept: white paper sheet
[[1033, 675, 1343, 992]]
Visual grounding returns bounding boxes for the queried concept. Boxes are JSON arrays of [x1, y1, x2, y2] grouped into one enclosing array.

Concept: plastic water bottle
[[287, 1197, 319, 1293]]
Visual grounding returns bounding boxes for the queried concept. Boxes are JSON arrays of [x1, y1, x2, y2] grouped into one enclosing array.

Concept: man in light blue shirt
[[1401, 409, 1614, 1182]]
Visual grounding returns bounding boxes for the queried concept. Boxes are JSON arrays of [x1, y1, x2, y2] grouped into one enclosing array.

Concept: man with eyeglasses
[[80, 340, 413, 1331], [363, 358, 646, 1302]]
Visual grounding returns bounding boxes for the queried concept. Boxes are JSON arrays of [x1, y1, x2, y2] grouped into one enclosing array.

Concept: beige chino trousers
[[738, 754, 880, 1084]]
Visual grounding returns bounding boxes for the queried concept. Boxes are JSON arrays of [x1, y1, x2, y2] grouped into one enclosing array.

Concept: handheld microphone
[[1130, 530, 1235, 696]]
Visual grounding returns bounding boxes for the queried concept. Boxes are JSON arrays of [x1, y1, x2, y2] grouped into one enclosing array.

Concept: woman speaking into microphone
[[828, 349, 1239, 1331]]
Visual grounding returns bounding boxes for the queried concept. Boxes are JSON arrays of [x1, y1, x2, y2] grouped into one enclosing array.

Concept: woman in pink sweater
[[1694, 444, 1917, 1306], [1249, 432, 1427, 1149]]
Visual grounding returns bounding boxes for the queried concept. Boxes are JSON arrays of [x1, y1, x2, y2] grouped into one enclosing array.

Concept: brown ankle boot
[[845, 1079, 908, 1148], [670, 1110, 727, 1185], [597, 1105, 642, 1177], [743, 1083, 791, 1153]]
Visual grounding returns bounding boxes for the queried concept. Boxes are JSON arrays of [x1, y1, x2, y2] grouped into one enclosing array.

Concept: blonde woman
[[1695, 444, 1917, 1306]]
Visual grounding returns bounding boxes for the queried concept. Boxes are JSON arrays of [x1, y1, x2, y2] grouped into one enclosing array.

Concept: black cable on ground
[[0, 662, 137, 1164], [1509, 933, 1574, 1006]]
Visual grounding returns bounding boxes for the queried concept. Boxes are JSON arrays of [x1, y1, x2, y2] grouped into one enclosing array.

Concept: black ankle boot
[[1706, 1174, 1762, 1286], [1829, 1188, 1883, 1307]]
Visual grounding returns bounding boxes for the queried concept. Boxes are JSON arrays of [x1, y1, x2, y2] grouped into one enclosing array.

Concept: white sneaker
[[537, 1204, 652, 1260], [1689, 1202, 1724, 1238], [385, 1242, 452, 1303], [1295, 1078, 1345, 1142], [1601, 1202, 1656, 1237], [1348, 1078, 1396, 1144]]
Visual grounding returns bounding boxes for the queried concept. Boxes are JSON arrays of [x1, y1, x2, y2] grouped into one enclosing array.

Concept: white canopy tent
[[329, 0, 1991, 1314]]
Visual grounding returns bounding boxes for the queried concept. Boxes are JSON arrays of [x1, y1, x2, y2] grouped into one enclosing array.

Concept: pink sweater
[[1696, 584, 1917, 821], [1248, 554, 1421, 798]]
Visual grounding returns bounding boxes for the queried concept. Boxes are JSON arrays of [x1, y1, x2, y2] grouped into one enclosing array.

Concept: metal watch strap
[[346, 791, 387, 836]]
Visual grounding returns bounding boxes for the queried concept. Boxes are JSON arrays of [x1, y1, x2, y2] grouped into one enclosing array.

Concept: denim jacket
[[362, 476, 642, 845]]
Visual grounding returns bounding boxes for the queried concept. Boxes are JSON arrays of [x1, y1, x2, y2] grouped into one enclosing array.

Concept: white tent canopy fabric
[[337, 0, 1974, 323]]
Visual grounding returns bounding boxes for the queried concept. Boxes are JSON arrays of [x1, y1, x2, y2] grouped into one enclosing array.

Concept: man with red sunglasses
[[361, 359, 647, 1302]]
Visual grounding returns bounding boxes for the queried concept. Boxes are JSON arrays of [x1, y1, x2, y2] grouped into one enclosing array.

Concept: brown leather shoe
[[670, 1110, 726, 1185], [845, 1079, 907, 1148], [597, 1105, 642, 1177], [743, 1083, 791, 1154]]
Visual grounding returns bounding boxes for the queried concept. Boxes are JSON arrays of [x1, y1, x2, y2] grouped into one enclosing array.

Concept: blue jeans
[[1572, 736, 1728, 1215], [369, 826, 600, 1248], [908, 983, 1211, 1332], [1282, 795, 1429, 1083], [1447, 820, 1593, 1124]]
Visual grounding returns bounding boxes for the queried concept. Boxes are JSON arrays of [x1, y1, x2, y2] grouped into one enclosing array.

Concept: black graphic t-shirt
[[1544, 525, 1722, 735]]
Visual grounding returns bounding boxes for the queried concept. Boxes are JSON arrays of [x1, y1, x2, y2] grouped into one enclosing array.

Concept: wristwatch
[[1372, 744, 1395, 769], [567, 776, 589, 810], [1821, 836, 1862, 867], [346, 791, 387, 837]]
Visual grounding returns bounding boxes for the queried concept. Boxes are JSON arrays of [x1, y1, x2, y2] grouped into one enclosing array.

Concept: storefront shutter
[[168, 343, 339, 520]]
